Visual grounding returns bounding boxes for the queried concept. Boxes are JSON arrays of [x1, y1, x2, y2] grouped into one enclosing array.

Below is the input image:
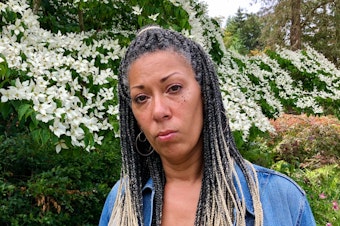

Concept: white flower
[[55, 139, 68, 153], [94, 133, 104, 145], [0, 89, 10, 102], [132, 5, 143, 15], [98, 87, 114, 100], [148, 13, 159, 21], [10, 19, 25, 35], [106, 51, 120, 61], [93, 68, 111, 85], [49, 119, 68, 137], [107, 105, 118, 115], [67, 125, 85, 145], [0, 79, 32, 102], [36, 112, 54, 123], [34, 101, 56, 122], [84, 116, 99, 132], [51, 68, 72, 85], [168, 0, 180, 7], [65, 108, 83, 126]]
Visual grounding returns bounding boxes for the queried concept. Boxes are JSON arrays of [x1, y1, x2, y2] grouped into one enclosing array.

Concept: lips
[[156, 130, 176, 141]]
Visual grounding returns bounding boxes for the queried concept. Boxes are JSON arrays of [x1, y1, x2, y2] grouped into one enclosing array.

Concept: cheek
[[179, 95, 187, 106], [132, 110, 143, 123], [132, 108, 151, 135], [131, 106, 142, 123]]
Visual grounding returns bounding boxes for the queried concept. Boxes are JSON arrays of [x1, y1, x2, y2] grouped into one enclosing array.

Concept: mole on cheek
[[181, 95, 186, 103]]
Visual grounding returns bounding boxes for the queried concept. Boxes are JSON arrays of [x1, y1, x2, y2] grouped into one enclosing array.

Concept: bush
[[0, 131, 121, 225], [292, 165, 340, 226], [246, 114, 340, 226], [270, 114, 340, 169]]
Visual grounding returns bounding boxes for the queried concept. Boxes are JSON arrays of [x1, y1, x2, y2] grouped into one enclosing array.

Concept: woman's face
[[128, 50, 203, 165]]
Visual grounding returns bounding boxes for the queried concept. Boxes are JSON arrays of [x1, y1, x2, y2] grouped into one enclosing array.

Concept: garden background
[[0, 0, 339, 225]]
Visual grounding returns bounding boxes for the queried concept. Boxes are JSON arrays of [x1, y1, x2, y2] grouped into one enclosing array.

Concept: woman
[[99, 26, 316, 226]]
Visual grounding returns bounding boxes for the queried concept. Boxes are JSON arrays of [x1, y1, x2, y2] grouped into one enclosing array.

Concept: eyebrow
[[130, 72, 178, 90]]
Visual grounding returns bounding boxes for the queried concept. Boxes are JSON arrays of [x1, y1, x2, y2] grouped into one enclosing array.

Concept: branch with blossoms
[[0, 0, 339, 152], [0, 0, 122, 152]]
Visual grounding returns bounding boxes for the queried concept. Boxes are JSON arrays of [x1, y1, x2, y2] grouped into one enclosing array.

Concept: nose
[[152, 95, 171, 121]]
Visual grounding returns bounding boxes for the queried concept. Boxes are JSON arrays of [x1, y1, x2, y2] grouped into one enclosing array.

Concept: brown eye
[[134, 94, 148, 104], [168, 84, 182, 94]]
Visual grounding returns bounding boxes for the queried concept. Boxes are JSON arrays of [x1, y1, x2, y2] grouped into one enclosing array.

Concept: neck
[[161, 151, 203, 184]]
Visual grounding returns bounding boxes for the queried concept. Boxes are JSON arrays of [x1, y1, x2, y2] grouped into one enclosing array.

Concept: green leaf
[[30, 128, 51, 145], [0, 64, 8, 80], [29, 113, 39, 129], [0, 102, 12, 118], [18, 104, 31, 121], [0, 54, 9, 81], [31, 129, 41, 144], [138, 16, 143, 27], [82, 126, 94, 147], [40, 128, 51, 145], [29, 120, 38, 131], [24, 108, 35, 120]]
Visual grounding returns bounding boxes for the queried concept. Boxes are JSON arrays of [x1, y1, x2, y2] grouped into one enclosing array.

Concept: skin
[[128, 50, 204, 225]]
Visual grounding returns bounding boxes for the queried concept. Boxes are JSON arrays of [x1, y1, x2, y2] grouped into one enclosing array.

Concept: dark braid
[[113, 26, 263, 226]]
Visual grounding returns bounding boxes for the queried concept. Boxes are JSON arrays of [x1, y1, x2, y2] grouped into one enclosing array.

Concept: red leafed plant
[[269, 114, 340, 169]]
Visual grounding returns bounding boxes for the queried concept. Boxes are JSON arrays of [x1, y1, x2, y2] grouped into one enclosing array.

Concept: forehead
[[127, 50, 192, 76], [130, 48, 190, 66], [137, 49, 188, 63], [129, 50, 194, 80]]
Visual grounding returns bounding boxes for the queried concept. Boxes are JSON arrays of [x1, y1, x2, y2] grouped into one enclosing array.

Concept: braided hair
[[109, 26, 263, 226]]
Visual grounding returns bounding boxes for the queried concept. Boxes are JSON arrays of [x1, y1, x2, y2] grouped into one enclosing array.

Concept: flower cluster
[[0, 0, 339, 151], [0, 0, 122, 151]]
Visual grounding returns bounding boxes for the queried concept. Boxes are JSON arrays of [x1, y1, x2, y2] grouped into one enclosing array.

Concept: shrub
[[291, 165, 340, 226], [264, 114, 340, 226], [241, 114, 340, 225], [270, 114, 340, 169], [0, 131, 121, 225]]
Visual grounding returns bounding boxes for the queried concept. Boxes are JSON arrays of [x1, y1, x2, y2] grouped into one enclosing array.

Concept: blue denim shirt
[[99, 164, 316, 226]]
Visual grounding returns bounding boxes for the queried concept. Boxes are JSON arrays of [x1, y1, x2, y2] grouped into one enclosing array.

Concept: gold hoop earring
[[135, 131, 154, 157]]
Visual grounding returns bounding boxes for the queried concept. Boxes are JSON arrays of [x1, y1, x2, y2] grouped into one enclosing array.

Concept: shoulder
[[235, 163, 307, 212], [99, 178, 154, 226], [252, 164, 316, 225], [99, 181, 121, 226], [253, 164, 306, 196]]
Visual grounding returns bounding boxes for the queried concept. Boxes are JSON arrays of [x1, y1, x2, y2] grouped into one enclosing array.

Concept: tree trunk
[[33, 0, 41, 14], [336, 0, 340, 66], [78, 8, 85, 32], [290, 0, 301, 50]]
